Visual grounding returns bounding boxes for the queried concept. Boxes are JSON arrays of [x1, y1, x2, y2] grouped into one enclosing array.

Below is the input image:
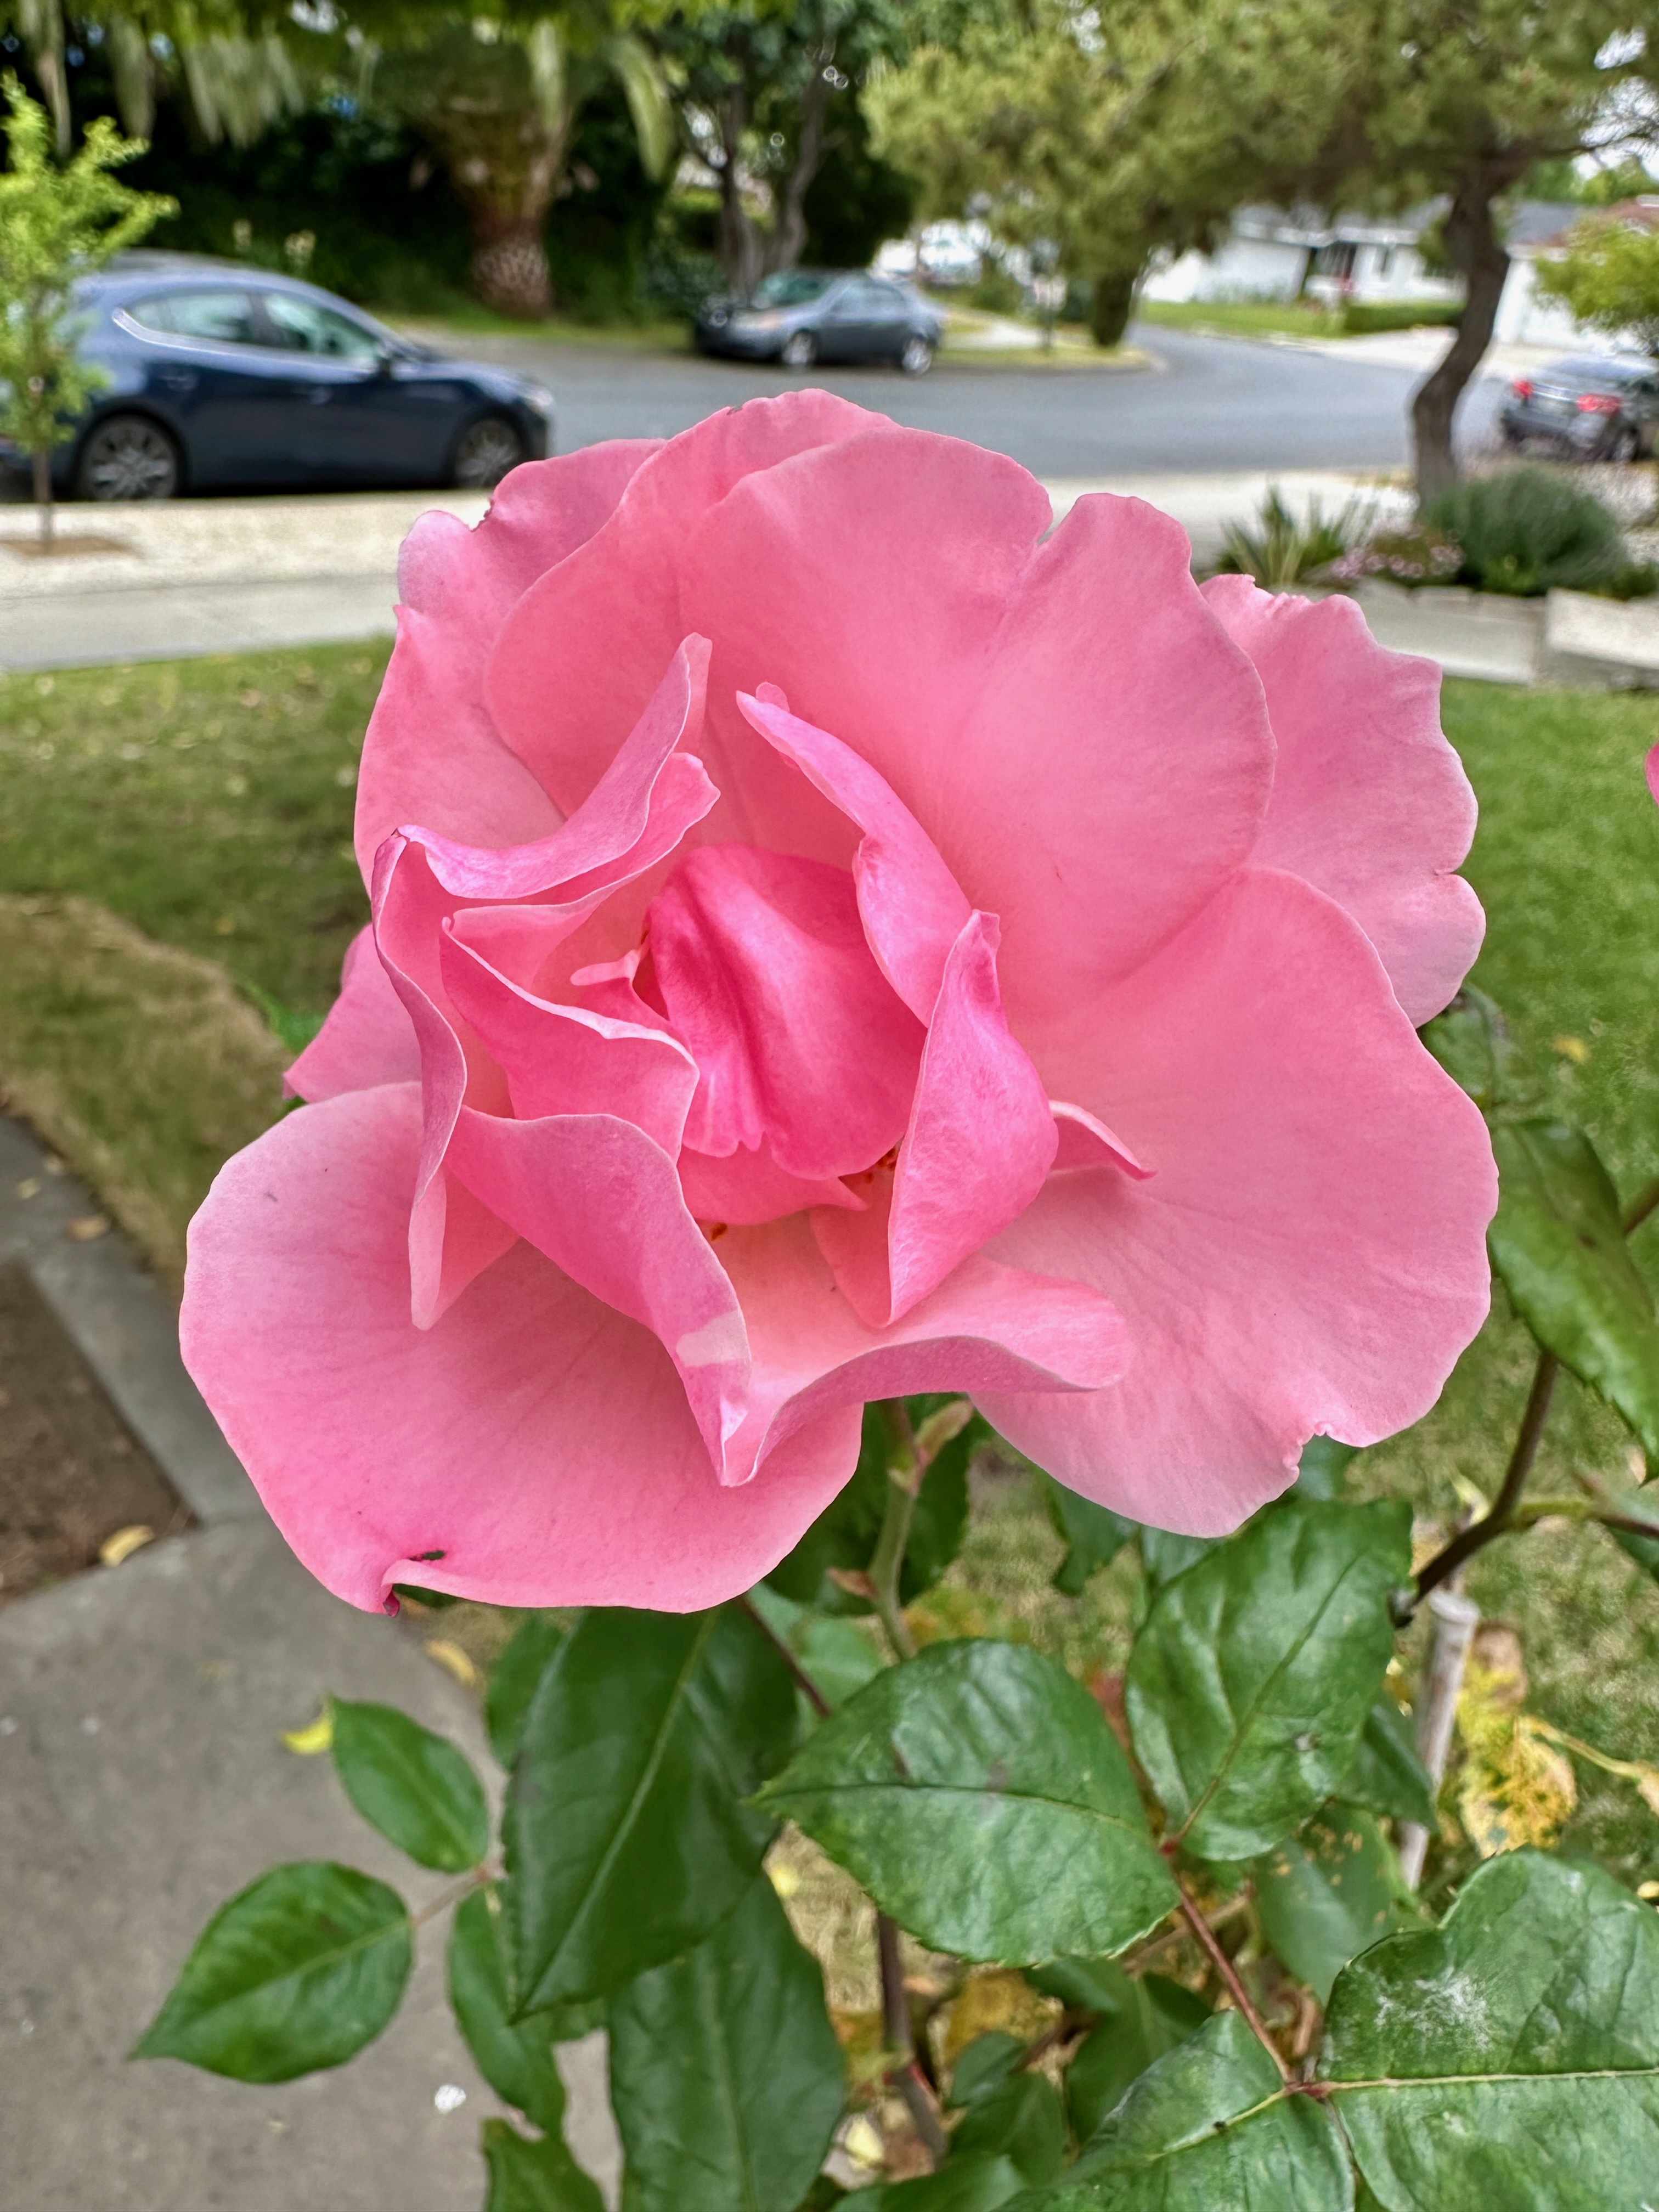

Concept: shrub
[[1341, 298, 1463, 336], [1330, 521, 1464, 587], [1215, 486, 1372, 588], [1427, 467, 1629, 596]]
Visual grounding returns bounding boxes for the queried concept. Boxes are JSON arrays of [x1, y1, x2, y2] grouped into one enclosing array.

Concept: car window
[[128, 290, 263, 345], [830, 279, 892, 315], [752, 272, 834, 308], [262, 292, 382, 366]]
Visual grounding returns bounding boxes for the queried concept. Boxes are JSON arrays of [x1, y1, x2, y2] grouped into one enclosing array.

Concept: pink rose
[[180, 394, 1496, 1614]]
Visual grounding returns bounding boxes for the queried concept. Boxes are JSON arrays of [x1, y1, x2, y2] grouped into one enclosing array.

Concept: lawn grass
[[1, 647, 1657, 1871], [1137, 297, 1348, 341]]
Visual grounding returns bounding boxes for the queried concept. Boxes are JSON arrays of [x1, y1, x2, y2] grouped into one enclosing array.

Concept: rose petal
[[813, 911, 1057, 1324], [1204, 575, 1483, 1024], [439, 928, 698, 1153], [356, 441, 658, 878], [717, 1212, 1129, 1487], [737, 687, 970, 1019], [180, 1085, 860, 1611], [484, 393, 879, 849], [285, 924, 420, 1103], [979, 867, 1496, 1533], [677, 1146, 864, 1227], [443, 1107, 752, 1477], [647, 843, 924, 1179], [1050, 1100, 1153, 1177]]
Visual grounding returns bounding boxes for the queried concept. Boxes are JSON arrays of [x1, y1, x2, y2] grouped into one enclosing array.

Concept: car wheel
[[76, 414, 181, 501], [780, 330, 818, 370], [1608, 423, 1641, 464], [900, 335, 935, 376], [452, 415, 526, 490]]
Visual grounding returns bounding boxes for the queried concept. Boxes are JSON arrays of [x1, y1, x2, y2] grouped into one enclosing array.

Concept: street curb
[[0, 1114, 258, 1525]]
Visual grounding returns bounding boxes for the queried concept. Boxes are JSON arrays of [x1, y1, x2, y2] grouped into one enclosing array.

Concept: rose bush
[[180, 392, 1495, 1614]]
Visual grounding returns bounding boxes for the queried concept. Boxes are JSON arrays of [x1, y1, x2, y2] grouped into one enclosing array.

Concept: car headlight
[[731, 311, 786, 334], [523, 386, 557, 419]]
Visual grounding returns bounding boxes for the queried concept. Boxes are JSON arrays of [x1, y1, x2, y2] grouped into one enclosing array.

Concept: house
[[1140, 205, 1463, 307], [1493, 199, 1658, 351]]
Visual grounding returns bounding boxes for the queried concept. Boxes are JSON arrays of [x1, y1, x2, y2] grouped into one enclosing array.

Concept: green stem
[[868, 1400, 922, 1662]]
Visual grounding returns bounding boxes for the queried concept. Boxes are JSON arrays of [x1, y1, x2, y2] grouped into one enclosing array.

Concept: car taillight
[[1511, 378, 1533, 400], [1576, 393, 1622, 413]]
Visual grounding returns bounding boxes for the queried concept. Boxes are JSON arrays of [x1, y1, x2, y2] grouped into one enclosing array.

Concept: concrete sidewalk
[[0, 1114, 619, 2212]]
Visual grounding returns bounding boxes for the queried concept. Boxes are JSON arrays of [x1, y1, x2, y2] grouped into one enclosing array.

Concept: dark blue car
[[0, 253, 557, 500]]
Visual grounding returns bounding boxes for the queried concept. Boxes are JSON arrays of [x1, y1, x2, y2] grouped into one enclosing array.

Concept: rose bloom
[[182, 394, 1496, 1613]]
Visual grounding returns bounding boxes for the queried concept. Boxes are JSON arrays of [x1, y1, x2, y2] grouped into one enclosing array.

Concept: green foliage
[[1055, 1967, 1210, 2143], [1215, 486, 1371, 588], [0, 76, 173, 475], [1041, 1478, 1134, 1596], [1339, 298, 1462, 335], [486, 1613, 568, 1768], [766, 1401, 979, 1612], [1125, 1497, 1411, 1860], [756, 1639, 1177, 1962], [1426, 468, 1629, 597], [504, 1604, 796, 2007], [481, 2118, 606, 2211], [1338, 1698, 1437, 1828], [133, 1861, 411, 2081], [1321, 1849, 1659, 2208], [606, 1874, 845, 2210], [449, 1888, 570, 2136], [1535, 211, 1659, 358], [329, 1697, 490, 1871], [1252, 1805, 1420, 2002]]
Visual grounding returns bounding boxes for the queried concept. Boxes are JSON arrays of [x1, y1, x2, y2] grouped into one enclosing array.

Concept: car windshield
[[751, 273, 834, 309], [1550, 358, 1639, 385]]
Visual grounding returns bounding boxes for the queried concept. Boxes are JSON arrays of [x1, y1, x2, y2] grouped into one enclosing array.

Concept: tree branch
[[1410, 1351, 1558, 1607]]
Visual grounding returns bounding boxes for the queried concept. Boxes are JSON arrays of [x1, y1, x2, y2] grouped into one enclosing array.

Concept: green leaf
[[1336, 1699, 1436, 1829], [1487, 1119, 1659, 1460], [755, 1640, 1176, 1964], [1125, 1497, 1409, 1860], [1421, 984, 1543, 1115], [1058, 1965, 1210, 2143], [449, 1888, 566, 2134], [607, 1874, 844, 2212], [329, 1697, 490, 1872], [506, 1605, 795, 2008], [1294, 1438, 1357, 1502], [951, 2072, 1066, 2186], [1041, 1477, 1135, 1596], [481, 2119, 605, 2212], [1252, 1805, 1419, 2005], [747, 1584, 885, 1714], [1026, 2012, 1351, 2210], [766, 1402, 980, 1611], [950, 2030, 1025, 2107], [1137, 1529, 1218, 1592], [132, 1861, 411, 2082], [487, 1615, 568, 1769], [840, 2159, 1027, 2211], [1322, 1848, 1659, 2210]]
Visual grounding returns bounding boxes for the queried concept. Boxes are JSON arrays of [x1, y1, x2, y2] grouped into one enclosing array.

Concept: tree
[[0, 74, 174, 544], [870, 0, 1339, 347], [654, 0, 907, 295], [9, 1, 304, 151], [1533, 208, 1659, 358], [364, 4, 674, 317], [1254, 0, 1659, 499]]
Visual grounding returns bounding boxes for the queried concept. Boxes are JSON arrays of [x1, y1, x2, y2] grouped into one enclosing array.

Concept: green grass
[[0, 645, 385, 1017], [386, 307, 692, 353], [1137, 297, 1347, 340], [2, 650, 1657, 1870]]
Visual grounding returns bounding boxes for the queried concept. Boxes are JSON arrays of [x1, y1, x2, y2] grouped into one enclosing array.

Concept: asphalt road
[[443, 321, 1498, 479]]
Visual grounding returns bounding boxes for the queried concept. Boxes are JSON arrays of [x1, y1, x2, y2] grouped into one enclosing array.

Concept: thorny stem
[[878, 1913, 950, 2165], [1120, 1887, 1254, 1977], [1409, 1352, 1559, 1610], [1177, 1883, 1288, 2083], [869, 1400, 923, 1662], [736, 1595, 831, 1718]]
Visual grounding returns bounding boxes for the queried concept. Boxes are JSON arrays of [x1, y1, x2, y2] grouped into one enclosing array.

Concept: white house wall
[[1141, 237, 1307, 303]]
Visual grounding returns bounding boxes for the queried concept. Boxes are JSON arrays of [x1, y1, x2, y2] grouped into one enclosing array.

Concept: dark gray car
[[1500, 355, 1659, 462], [695, 269, 944, 374]]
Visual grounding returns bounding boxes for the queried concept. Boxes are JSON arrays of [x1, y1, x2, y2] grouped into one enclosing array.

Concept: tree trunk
[[1089, 266, 1138, 349], [31, 445, 53, 550], [470, 216, 554, 318], [1411, 180, 1510, 505], [716, 89, 764, 296], [765, 59, 833, 278]]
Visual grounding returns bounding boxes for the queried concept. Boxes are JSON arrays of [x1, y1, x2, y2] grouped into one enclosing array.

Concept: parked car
[[1500, 355, 1659, 462], [695, 269, 944, 374], [0, 253, 557, 500]]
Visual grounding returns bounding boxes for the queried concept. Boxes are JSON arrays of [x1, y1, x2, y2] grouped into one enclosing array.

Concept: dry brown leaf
[[98, 1523, 154, 1567], [66, 1214, 110, 1241]]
